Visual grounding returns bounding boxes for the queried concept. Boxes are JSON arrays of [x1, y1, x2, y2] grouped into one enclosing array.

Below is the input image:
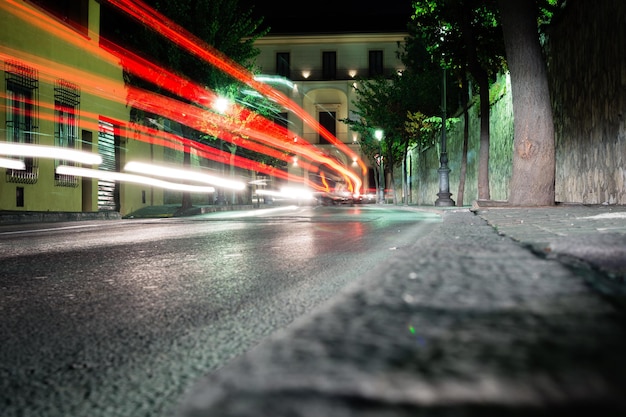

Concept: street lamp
[[374, 129, 384, 204], [434, 65, 455, 207]]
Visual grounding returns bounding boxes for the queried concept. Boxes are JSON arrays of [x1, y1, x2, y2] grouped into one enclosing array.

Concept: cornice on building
[[253, 32, 409, 46]]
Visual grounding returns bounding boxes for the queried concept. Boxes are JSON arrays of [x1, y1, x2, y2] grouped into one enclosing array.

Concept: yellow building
[[0, 0, 166, 216]]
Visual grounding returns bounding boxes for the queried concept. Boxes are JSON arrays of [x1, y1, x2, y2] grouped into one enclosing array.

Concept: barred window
[[5, 60, 39, 184], [54, 79, 80, 187]]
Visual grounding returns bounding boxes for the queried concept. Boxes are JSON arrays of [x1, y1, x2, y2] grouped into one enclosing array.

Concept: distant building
[[252, 32, 407, 192]]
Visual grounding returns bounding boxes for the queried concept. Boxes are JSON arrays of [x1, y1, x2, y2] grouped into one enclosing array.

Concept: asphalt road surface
[[0, 205, 440, 417]]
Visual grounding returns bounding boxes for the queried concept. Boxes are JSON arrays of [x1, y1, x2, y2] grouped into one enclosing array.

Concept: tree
[[342, 29, 464, 205], [498, 0, 556, 205], [342, 75, 406, 203], [411, 0, 506, 201], [101, 0, 270, 208]]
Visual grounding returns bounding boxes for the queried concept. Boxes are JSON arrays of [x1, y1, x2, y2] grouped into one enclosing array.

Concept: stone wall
[[402, 1, 626, 206], [407, 74, 514, 206], [546, 0, 626, 204]]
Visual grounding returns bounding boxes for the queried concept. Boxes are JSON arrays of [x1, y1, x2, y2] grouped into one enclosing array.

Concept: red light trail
[[1, 0, 365, 193], [106, 0, 366, 178]]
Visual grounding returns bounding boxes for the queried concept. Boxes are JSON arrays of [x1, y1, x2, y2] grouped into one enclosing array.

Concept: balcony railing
[[6, 165, 39, 184]]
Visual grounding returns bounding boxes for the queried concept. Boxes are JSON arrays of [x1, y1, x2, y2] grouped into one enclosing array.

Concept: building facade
[[1, 2, 409, 215], [252, 32, 407, 193], [0, 0, 169, 216]]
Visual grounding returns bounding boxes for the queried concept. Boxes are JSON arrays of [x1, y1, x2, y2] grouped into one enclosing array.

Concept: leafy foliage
[[103, 0, 283, 166], [411, 0, 505, 75], [405, 112, 460, 152]]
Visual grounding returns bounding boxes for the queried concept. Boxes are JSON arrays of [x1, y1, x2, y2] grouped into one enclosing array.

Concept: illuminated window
[[369, 50, 384, 77], [4, 60, 39, 184], [276, 52, 290, 78], [54, 79, 80, 187], [322, 51, 336, 80]]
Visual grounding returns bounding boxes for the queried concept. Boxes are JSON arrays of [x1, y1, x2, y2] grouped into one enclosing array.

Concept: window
[[318, 111, 336, 145], [28, 0, 89, 36], [322, 51, 337, 80], [97, 118, 118, 211], [5, 60, 39, 184], [276, 52, 290, 78], [16, 187, 24, 207], [54, 79, 80, 187], [369, 50, 384, 77]]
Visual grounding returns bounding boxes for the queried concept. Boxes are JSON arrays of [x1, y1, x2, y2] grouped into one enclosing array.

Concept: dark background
[[242, 0, 413, 34]]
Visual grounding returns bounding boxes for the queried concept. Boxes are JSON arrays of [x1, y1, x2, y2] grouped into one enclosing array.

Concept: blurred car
[[317, 191, 356, 206]]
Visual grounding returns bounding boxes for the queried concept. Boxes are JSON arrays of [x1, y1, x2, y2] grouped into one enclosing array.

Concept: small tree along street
[[410, 0, 506, 202], [342, 31, 457, 204]]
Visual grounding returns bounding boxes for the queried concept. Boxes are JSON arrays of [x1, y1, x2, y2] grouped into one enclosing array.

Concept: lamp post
[[375, 129, 384, 204], [435, 66, 455, 207]]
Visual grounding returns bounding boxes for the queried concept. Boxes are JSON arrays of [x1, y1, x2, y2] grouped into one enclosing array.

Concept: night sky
[[242, 0, 413, 34]]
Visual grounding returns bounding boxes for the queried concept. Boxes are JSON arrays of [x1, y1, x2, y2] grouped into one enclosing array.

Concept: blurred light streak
[[0, 53, 297, 183], [279, 186, 316, 200], [200, 205, 299, 219], [106, 0, 367, 177], [102, 40, 336, 177], [256, 187, 315, 200], [127, 86, 361, 191], [0, 142, 102, 165], [0, 2, 126, 103], [56, 165, 215, 193], [0, 46, 127, 106], [124, 161, 246, 190], [0, 157, 26, 170], [320, 171, 331, 192], [254, 74, 295, 89], [2, 0, 363, 192]]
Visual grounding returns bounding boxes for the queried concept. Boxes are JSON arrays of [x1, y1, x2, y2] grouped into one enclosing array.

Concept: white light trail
[[57, 165, 216, 193], [256, 187, 315, 200], [0, 142, 102, 165], [0, 157, 26, 170], [124, 161, 246, 190]]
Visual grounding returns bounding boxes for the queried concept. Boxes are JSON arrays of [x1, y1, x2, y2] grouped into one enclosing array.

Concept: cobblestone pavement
[[176, 205, 626, 417]]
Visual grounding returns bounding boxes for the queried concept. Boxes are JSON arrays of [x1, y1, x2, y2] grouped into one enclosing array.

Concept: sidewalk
[[475, 203, 626, 299], [175, 203, 626, 416]]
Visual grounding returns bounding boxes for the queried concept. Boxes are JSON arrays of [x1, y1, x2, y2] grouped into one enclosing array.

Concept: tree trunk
[[476, 68, 491, 201], [462, 8, 490, 202], [457, 76, 470, 207], [498, 0, 555, 206]]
